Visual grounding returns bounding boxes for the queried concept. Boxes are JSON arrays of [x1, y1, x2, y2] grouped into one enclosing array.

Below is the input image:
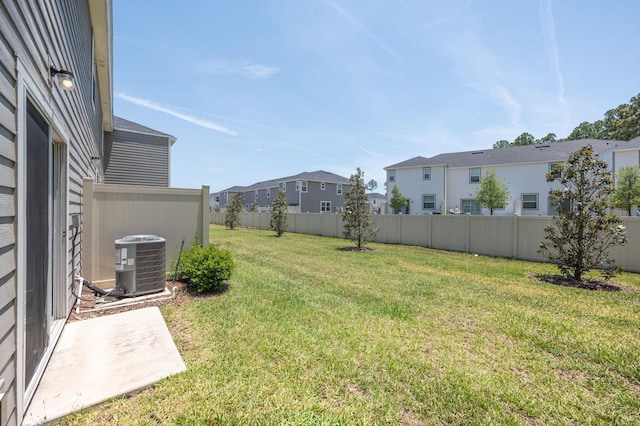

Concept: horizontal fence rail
[[211, 212, 640, 273]]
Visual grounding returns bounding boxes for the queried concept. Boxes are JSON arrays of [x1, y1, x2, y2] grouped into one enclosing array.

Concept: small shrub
[[172, 241, 235, 293]]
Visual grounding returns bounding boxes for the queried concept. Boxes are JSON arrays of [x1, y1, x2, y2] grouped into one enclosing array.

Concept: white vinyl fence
[[83, 178, 210, 284], [211, 212, 640, 273]]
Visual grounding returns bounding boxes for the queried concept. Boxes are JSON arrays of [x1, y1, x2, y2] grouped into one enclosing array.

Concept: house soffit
[[89, 0, 113, 131]]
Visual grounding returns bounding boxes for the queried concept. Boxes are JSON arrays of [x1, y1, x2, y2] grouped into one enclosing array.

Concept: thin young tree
[[389, 185, 408, 214], [538, 145, 627, 281], [475, 168, 510, 215], [251, 198, 259, 212], [224, 193, 243, 230], [269, 189, 288, 237], [366, 179, 378, 193], [612, 165, 640, 216], [342, 168, 379, 249]]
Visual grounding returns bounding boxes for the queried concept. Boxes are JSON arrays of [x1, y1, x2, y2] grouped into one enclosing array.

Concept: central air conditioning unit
[[114, 235, 166, 296]]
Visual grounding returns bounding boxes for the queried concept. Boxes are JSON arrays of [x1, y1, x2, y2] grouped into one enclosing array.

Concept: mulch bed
[[533, 274, 635, 292]]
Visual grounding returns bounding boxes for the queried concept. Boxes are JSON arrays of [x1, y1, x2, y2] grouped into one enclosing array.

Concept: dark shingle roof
[[385, 139, 630, 170], [214, 170, 351, 193], [217, 185, 246, 193], [113, 116, 176, 141], [367, 192, 386, 200]]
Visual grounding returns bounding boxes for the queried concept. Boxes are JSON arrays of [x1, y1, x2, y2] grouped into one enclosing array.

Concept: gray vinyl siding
[[301, 182, 349, 213], [1, 0, 105, 424], [278, 181, 350, 213], [0, 2, 18, 422], [104, 129, 170, 186]]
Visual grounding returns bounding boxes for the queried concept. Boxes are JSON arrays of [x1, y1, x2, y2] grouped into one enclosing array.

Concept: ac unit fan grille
[[132, 242, 165, 294]]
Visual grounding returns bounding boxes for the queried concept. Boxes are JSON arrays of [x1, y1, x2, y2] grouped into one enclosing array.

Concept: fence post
[[512, 215, 518, 258], [201, 185, 210, 247], [465, 214, 471, 253], [82, 177, 95, 282]]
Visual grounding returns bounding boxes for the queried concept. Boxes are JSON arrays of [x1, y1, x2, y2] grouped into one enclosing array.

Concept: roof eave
[[89, 0, 113, 131]]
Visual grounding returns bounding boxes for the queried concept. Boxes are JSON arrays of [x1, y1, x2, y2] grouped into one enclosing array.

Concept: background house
[[367, 192, 387, 214], [385, 139, 639, 216], [211, 171, 352, 213]]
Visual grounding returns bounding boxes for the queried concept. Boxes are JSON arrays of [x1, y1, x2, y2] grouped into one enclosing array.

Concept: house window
[[267, 188, 271, 198], [469, 168, 481, 183], [461, 199, 481, 215], [522, 193, 538, 210], [389, 170, 395, 182], [282, 183, 286, 192], [321, 201, 332, 212], [422, 194, 436, 210], [548, 196, 570, 216], [255, 190, 258, 198], [295, 181, 300, 191], [215, 196, 220, 203], [321, 182, 326, 190], [337, 184, 342, 195], [301, 181, 308, 193], [423, 167, 431, 180], [549, 162, 562, 178]]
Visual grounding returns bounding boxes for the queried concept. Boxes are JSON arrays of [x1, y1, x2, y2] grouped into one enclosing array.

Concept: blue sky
[[113, 0, 640, 192]]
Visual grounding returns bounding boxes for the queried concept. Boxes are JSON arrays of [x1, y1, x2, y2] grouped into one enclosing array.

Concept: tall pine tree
[[342, 168, 379, 250], [270, 189, 288, 237]]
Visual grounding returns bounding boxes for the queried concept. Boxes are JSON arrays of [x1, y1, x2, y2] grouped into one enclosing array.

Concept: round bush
[[176, 243, 235, 293]]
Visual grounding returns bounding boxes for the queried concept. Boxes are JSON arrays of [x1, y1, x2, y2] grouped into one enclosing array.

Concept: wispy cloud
[[197, 59, 280, 79], [323, 0, 407, 66], [426, 4, 524, 128], [539, 0, 564, 100], [116, 93, 238, 136], [539, 0, 570, 125]]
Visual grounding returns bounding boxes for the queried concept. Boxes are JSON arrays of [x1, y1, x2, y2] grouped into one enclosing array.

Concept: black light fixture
[[50, 66, 74, 91]]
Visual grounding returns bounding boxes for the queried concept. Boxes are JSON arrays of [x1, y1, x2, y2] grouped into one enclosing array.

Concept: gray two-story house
[[211, 171, 352, 213]]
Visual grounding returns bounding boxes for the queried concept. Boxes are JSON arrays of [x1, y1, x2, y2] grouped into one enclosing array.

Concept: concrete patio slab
[[24, 307, 186, 425]]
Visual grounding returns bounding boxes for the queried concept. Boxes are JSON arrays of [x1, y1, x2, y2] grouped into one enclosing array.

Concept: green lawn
[[63, 225, 640, 425]]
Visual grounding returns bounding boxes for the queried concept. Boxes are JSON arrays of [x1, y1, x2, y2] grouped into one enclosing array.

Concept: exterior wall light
[[50, 66, 74, 91]]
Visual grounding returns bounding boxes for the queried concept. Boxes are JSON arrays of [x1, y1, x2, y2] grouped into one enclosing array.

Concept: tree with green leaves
[[538, 145, 627, 281], [493, 132, 558, 149], [251, 198, 259, 212], [389, 185, 408, 214], [342, 168, 379, 249], [538, 133, 557, 144], [269, 189, 288, 237], [366, 179, 378, 193], [493, 139, 511, 149], [513, 132, 535, 146], [602, 94, 640, 140], [224, 193, 243, 230], [566, 120, 606, 140], [566, 93, 640, 141], [475, 168, 510, 215], [613, 165, 640, 216]]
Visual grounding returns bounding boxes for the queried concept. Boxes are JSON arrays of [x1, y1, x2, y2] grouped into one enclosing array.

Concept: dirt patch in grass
[[68, 280, 228, 322], [338, 246, 375, 252], [533, 274, 635, 292]]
